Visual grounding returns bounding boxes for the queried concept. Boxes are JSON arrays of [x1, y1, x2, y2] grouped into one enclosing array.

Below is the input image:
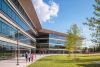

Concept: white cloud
[[32, 0, 59, 23]]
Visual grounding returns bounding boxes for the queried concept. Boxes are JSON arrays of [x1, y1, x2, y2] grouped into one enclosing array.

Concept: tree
[[65, 24, 84, 58], [83, 0, 100, 52], [83, 0, 100, 47]]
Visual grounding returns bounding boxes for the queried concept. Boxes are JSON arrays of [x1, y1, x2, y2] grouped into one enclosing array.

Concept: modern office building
[[0, 0, 67, 60], [36, 29, 67, 54]]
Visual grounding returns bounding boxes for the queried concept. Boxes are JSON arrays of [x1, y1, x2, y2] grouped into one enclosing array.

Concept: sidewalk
[[0, 54, 49, 67]]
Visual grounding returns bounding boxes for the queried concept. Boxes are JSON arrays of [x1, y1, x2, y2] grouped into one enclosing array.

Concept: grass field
[[27, 54, 100, 67]]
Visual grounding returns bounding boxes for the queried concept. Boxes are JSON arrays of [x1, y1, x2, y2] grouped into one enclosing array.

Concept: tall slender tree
[[84, 0, 100, 48]]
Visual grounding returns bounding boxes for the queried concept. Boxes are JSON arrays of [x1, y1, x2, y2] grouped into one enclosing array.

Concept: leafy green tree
[[84, 0, 100, 47], [65, 24, 84, 58]]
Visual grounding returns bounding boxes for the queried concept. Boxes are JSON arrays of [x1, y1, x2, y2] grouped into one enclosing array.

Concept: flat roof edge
[[18, 0, 42, 31], [19, 0, 67, 37], [39, 29, 67, 37]]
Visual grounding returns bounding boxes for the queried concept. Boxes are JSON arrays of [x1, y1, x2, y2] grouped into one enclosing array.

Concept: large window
[[1, 0, 30, 32], [18, 32, 35, 46], [0, 40, 32, 60], [49, 34, 65, 49], [0, 21, 2, 33], [11, 0, 35, 30], [0, 18, 35, 46], [0, 0, 1, 9], [0, 40, 17, 59], [0, 18, 17, 40], [49, 34, 65, 40]]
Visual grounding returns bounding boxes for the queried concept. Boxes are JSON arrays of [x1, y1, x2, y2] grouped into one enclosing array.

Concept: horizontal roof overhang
[[18, 0, 67, 37], [39, 29, 67, 37], [18, 0, 42, 31]]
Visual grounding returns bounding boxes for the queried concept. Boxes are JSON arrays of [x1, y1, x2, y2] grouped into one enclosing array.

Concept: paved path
[[0, 54, 50, 67]]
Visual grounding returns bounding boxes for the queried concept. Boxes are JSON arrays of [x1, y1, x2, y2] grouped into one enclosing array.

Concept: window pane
[[0, 20, 2, 33]]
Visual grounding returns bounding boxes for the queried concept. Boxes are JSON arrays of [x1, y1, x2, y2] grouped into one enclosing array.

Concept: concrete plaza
[[0, 54, 49, 67]]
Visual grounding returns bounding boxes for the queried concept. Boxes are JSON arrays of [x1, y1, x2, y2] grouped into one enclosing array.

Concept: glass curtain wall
[[0, 0, 36, 47], [49, 34, 66, 54], [49, 34, 65, 49], [0, 0, 36, 60], [0, 40, 17, 60], [0, 0, 30, 31], [0, 18, 35, 46], [0, 40, 32, 60], [0, 18, 35, 60]]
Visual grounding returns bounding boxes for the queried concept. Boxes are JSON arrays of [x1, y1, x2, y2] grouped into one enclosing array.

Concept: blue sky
[[43, 0, 94, 37], [32, 0, 95, 47]]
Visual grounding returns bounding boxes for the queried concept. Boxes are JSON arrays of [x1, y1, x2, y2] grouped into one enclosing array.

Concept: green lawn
[[27, 54, 100, 67]]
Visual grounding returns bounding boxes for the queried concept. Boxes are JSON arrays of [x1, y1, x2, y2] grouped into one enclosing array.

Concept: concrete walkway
[[0, 54, 50, 67]]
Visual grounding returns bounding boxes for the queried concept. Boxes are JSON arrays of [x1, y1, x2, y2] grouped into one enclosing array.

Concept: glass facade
[[0, 18, 17, 40], [0, 0, 36, 60], [36, 33, 66, 54], [0, 40, 31, 60], [0, 0, 29, 31], [0, 40, 16, 60], [0, 0, 36, 45], [10, 0, 36, 31], [0, 0, 36, 37], [18, 32, 35, 46], [0, 18, 35, 46], [0, 0, 67, 56], [49, 34, 65, 49]]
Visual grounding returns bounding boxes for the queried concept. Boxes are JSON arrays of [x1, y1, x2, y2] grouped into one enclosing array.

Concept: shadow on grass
[[79, 54, 100, 57], [38, 58, 100, 62], [77, 64, 100, 67], [53, 58, 100, 63]]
